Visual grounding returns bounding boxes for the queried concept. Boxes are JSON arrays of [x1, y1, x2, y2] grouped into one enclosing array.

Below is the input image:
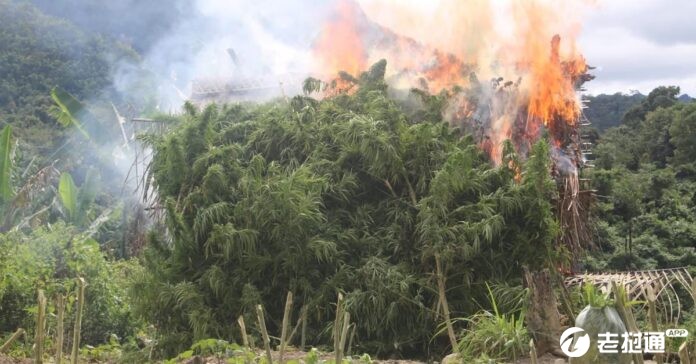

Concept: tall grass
[[457, 283, 530, 362]]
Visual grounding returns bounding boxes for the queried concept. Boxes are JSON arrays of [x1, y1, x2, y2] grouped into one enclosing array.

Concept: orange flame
[[314, 0, 368, 77], [313, 0, 590, 164]]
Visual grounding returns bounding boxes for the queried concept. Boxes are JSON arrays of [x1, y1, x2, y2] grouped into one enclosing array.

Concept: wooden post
[[529, 339, 538, 364], [334, 293, 344, 363], [646, 286, 662, 364], [237, 316, 249, 347], [35, 289, 47, 364], [337, 311, 351, 364], [256, 305, 273, 364], [279, 291, 293, 364], [435, 254, 458, 351], [71, 278, 86, 364], [347, 324, 356, 357], [0, 328, 25, 353], [678, 342, 690, 364], [300, 305, 307, 351], [56, 294, 65, 364]]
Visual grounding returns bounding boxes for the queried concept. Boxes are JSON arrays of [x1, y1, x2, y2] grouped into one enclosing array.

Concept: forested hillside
[[0, 0, 143, 168], [29, 0, 190, 52], [583, 91, 694, 132], [587, 86, 696, 270], [583, 93, 645, 131]]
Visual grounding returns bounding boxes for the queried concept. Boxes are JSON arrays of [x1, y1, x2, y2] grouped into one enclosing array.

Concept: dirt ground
[[0, 354, 30, 364]]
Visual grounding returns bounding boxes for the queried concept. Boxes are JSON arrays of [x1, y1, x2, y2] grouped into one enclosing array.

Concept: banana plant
[[58, 171, 98, 227], [0, 125, 14, 203], [49, 87, 90, 139]]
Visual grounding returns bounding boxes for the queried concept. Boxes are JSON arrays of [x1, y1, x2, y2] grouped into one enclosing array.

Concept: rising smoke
[[36, 0, 594, 165]]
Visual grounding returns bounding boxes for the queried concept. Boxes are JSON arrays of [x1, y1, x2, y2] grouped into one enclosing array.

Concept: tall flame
[[313, 0, 591, 164]]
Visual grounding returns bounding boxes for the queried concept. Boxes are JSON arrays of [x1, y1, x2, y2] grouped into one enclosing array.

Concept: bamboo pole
[[435, 254, 458, 351], [35, 289, 47, 364], [237, 316, 249, 347], [0, 328, 25, 353], [279, 291, 293, 364], [55, 294, 65, 364], [71, 278, 86, 364], [286, 304, 306, 346], [256, 305, 273, 364], [646, 286, 663, 364]]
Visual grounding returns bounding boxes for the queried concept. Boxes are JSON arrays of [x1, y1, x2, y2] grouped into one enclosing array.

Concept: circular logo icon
[[560, 327, 591, 358]]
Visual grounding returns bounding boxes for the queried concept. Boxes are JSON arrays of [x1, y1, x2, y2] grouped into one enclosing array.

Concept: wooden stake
[[337, 312, 350, 364], [300, 305, 307, 351], [256, 305, 273, 364], [334, 293, 344, 363], [678, 342, 690, 364], [347, 324, 356, 357], [56, 294, 65, 364], [435, 254, 458, 351], [35, 289, 47, 364], [279, 291, 293, 364], [0, 328, 25, 353], [237, 316, 249, 348], [71, 278, 86, 364], [529, 339, 538, 364], [646, 286, 662, 364]]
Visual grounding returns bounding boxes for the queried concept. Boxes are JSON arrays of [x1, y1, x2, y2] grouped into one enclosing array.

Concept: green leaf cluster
[[134, 62, 562, 358]]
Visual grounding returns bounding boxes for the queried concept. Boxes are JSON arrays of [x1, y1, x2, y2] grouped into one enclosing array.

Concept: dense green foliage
[[0, 0, 122, 139], [583, 91, 693, 132], [0, 0, 149, 179], [587, 86, 696, 272], [0, 223, 139, 347], [132, 62, 562, 358], [583, 93, 645, 131], [0, 3, 147, 352]]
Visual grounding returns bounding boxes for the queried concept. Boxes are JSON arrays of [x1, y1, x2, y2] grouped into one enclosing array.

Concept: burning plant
[[313, 0, 596, 261]]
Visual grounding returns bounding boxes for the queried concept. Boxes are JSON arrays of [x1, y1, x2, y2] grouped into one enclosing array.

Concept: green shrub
[[133, 62, 561, 358], [0, 223, 140, 347], [457, 284, 529, 362]]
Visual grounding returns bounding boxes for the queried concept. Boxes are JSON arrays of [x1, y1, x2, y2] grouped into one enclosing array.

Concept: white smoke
[[114, 0, 336, 111]]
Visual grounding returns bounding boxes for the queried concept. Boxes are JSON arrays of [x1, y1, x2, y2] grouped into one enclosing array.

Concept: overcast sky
[[580, 0, 696, 96]]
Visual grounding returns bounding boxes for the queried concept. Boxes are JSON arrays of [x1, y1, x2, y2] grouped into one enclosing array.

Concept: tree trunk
[[524, 268, 563, 356]]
